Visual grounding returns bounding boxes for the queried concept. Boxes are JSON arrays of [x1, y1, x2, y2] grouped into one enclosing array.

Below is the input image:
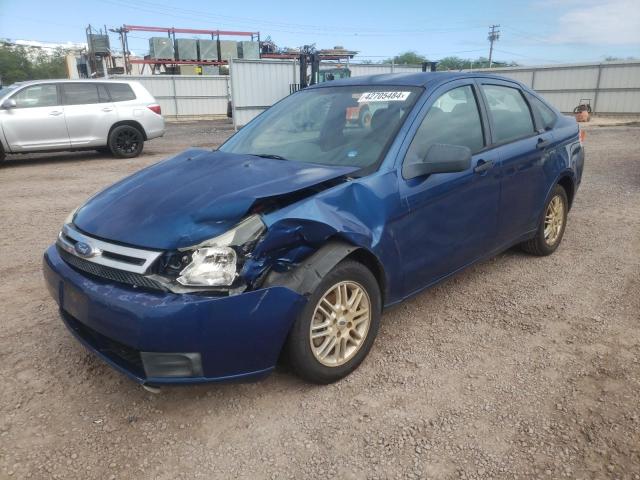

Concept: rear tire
[[520, 185, 568, 256], [108, 125, 144, 158], [286, 260, 381, 384], [359, 107, 372, 128]]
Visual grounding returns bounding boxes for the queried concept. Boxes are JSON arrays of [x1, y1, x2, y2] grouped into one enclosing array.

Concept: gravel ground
[[0, 121, 639, 480]]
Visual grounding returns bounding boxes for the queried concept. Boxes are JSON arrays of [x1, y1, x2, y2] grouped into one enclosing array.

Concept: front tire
[[108, 125, 144, 158], [520, 185, 568, 256], [287, 260, 381, 384]]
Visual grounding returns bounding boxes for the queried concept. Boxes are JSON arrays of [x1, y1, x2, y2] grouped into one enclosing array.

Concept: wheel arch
[[262, 239, 388, 306], [108, 120, 148, 141], [557, 173, 576, 209]]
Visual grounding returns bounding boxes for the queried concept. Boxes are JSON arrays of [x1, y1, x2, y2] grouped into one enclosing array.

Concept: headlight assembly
[[176, 215, 265, 288]]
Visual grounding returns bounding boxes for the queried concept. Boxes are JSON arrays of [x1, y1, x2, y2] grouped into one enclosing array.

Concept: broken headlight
[[176, 215, 265, 288]]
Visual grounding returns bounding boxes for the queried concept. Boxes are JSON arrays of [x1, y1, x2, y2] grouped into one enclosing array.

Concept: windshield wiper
[[251, 153, 288, 161]]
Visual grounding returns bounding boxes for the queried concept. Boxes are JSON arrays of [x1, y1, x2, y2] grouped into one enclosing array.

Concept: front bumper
[[43, 245, 306, 385]]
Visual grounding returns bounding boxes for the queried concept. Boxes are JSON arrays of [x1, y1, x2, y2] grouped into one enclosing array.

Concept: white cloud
[[547, 0, 640, 45]]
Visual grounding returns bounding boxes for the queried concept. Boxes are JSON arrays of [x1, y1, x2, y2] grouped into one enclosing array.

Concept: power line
[[487, 24, 500, 68]]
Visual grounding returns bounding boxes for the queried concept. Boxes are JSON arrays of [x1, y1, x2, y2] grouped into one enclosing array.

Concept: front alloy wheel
[[310, 281, 371, 367], [287, 260, 381, 384]]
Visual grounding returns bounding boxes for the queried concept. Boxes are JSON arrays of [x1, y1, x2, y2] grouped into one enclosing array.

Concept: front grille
[[58, 246, 165, 291], [62, 311, 144, 376]]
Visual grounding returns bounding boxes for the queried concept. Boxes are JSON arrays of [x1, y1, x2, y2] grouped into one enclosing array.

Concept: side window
[[405, 85, 484, 166], [106, 83, 136, 102], [481, 84, 535, 143], [527, 94, 557, 130], [12, 84, 58, 108], [62, 84, 100, 105], [97, 84, 111, 103]]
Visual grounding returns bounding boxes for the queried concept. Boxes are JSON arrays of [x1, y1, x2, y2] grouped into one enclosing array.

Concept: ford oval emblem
[[74, 241, 94, 257]]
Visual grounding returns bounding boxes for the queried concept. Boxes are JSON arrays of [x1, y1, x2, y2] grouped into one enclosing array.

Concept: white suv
[[0, 79, 165, 162]]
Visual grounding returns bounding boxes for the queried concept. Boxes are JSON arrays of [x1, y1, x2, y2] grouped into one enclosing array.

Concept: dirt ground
[[0, 121, 639, 480]]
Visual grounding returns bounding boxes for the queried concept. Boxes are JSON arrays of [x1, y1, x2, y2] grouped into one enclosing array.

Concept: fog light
[[141, 352, 203, 378]]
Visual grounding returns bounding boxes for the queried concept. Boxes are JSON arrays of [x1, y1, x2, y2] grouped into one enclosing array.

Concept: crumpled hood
[[73, 149, 358, 250]]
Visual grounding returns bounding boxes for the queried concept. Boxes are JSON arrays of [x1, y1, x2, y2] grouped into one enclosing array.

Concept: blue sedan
[[43, 72, 584, 385]]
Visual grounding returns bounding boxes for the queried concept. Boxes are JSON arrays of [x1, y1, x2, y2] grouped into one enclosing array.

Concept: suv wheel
[[286, 260, 381, 384], [520, 185, 568, 256], [108, 125, 144, 158]]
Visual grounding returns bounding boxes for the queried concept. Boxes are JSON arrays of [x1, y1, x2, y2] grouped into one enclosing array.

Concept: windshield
[[220, 85, 422, 171], [0, 85, 19, 97]]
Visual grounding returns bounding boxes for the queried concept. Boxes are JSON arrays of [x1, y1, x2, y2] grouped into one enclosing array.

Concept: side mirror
[[403, 143, 472, 179], [1, 98, 17, 109]]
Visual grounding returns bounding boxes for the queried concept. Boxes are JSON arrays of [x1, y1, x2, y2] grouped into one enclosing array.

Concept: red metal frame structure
[[121, 24, 260, 74]]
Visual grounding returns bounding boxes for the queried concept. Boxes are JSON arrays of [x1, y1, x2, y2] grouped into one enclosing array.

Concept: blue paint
[[43, 73, 584, 385]]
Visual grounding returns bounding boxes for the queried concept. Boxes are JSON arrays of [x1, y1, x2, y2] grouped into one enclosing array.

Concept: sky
[[1, 0, 639, 65]]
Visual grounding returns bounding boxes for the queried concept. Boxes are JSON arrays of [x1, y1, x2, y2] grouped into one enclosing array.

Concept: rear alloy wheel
[[520, 185, 568, 256], [287, 260, 381, 384], [108, 125, 144, 158]]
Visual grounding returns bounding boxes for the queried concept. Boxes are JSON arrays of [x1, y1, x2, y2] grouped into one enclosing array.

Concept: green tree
[[436, 56, 518, 71], [383, 50, 428, 65], [0, 43, 68, 85]]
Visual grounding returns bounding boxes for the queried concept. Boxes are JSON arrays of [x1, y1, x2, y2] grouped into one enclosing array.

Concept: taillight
[[148, 104, 161, 115]]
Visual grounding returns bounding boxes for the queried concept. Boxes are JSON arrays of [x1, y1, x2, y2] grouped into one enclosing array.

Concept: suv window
[[12, 84, 58, 108], [106, 83, 136, 102], [482, 84, 535, 143], [62, 84, 100, 105], [405, 85, 484, 166], [527, 94, 557, 130]]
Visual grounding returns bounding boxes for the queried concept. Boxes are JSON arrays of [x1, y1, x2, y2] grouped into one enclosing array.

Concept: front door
[[0, 83, 69, 151], [396, 81, 501, 295]]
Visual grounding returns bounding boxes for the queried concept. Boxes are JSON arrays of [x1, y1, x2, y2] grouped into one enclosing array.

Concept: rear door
[[0, 83, 69, 151], [61, 83, 117, 147], [478, 81, 550, 244]]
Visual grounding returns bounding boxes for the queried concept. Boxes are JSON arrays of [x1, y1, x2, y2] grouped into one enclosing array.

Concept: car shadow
[[1, 151, 115, 168]]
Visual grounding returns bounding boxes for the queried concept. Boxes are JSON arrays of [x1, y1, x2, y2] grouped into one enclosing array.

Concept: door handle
[[49, 110, 63, 116], [101, 107, 114, 112], [474, 159, 494, 174], [536, 138, 551, 149]]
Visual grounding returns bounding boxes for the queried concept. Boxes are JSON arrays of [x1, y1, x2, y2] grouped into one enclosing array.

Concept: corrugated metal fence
[[118, 60, 640, 123], [229, 59, 300, 127], [116, 75, 230, 119], [470, 61, 640, 114]]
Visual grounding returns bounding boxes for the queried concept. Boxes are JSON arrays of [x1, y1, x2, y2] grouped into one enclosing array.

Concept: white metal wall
[[229, 59, 299, 127], [115, 75, 230, 118], [349, 63, 422, 77], [471, 61, 640, 114]]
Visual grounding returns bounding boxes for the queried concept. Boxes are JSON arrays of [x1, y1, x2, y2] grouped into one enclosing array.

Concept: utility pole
[[109, 27, 129, 74], [487, 24, 500, 68]]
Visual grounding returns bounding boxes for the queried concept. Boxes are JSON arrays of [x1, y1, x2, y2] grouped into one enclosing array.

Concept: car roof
[[308, 72, 523, 90], [7, 79, 135, 87]]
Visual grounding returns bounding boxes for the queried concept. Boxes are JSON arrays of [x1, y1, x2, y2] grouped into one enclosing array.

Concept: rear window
[[527, 94, 557, 130], [62, 84, 100, 105], [106, 83, 136, 102]]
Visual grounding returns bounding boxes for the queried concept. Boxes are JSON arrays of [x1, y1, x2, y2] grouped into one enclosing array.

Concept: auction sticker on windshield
[[358, 91, 411, 102]]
